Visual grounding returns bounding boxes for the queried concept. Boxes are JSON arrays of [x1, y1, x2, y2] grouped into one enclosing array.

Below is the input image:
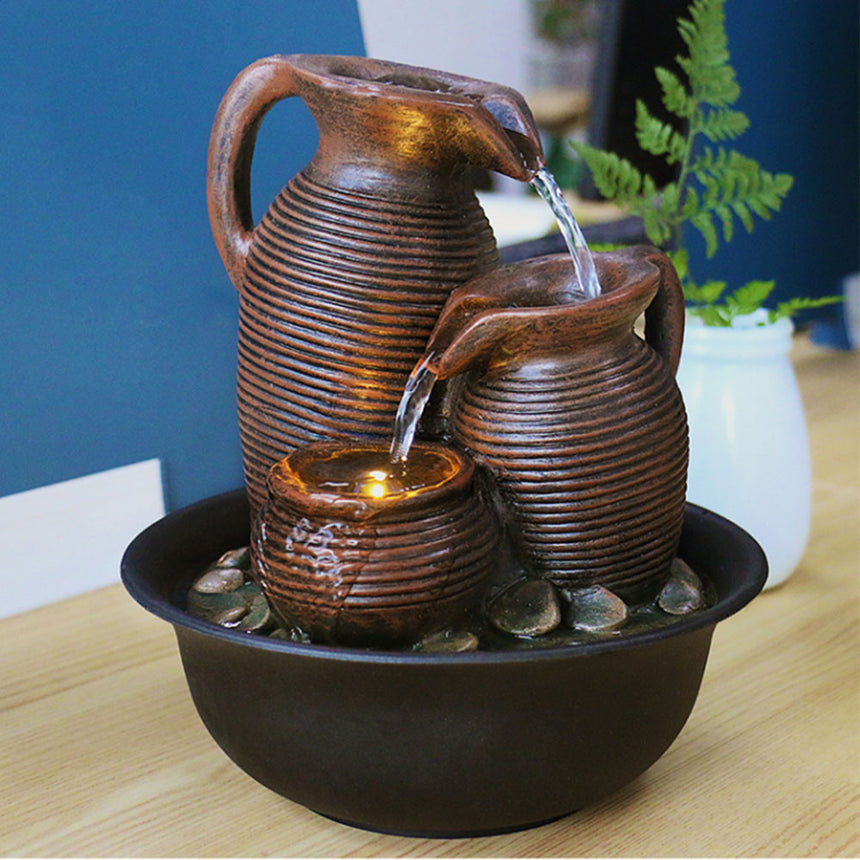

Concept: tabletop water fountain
[[122, 54, 767, 837]]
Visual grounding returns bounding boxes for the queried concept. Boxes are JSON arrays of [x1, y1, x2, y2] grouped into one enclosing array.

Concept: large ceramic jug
[[207, 54, 543, 514], [425, 247, 688, 601]]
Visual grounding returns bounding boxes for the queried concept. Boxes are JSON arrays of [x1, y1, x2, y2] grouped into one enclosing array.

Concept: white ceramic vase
[[676, 311, 811, 589]]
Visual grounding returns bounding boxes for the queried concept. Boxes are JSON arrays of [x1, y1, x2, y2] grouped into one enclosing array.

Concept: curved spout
[[468, 88, 545, 180], [426, 247, 682, 381], [427, 255, 580, 380], [286, 55, 545, 182]]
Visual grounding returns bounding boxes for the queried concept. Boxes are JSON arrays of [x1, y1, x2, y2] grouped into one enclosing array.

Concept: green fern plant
[[572, 0, 841, 326]]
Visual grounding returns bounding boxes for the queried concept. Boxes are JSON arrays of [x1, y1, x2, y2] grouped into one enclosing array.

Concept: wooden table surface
[[2, 336, 858, 857]]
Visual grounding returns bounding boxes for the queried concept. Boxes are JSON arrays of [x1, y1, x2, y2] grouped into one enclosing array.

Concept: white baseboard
[[0, 459, 166, 619]]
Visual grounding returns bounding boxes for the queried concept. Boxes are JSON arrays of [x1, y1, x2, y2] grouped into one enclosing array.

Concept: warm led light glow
[[361, 469, 390, 499], [367, 482, 387, 499]]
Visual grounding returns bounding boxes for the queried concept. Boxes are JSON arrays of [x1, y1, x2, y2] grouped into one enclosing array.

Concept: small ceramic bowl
[[251, 440, 501, 646], [122, 493, 766, 837]]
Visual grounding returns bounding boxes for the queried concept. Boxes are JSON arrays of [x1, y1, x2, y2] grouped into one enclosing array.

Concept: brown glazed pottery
[[427, 246, 688, 601], [250, 440, 501, 646], [207, 54, 543, 515]]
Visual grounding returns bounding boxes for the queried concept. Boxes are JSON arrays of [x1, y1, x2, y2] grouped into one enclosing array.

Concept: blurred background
[[1, 0, 857, 611]]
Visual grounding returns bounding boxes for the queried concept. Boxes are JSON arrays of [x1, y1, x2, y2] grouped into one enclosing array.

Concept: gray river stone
[[187, 577, 276, 635], [215, 546, 251, 570], [191, 565, 245, 594], [415, 629, 480, 653], [658, 558, 705, 615], [563, 584, 629, 632], [488, 577, 562, 638], [236, 589, 273, 633]]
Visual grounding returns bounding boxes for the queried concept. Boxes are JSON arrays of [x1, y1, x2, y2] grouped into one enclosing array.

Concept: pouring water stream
[[530, 167, 601, 301], [389, 167, 600, 465]]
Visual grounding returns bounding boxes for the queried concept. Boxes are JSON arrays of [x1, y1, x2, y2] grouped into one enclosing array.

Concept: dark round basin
[[121, 490, 766, 838]]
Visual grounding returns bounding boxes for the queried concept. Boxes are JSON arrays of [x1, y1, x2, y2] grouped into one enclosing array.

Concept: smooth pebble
[[564, 584, 628, 632], [489, 578, 562, 638], [658, 558, 705, 615]]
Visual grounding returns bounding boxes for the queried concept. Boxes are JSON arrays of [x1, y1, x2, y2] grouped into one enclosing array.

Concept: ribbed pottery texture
[[207, 54, 544, 518], [250, 443, 501, 646], [432, 249, 689, 601], [454, 338, 688, 598], [238, 174, 496, 513]]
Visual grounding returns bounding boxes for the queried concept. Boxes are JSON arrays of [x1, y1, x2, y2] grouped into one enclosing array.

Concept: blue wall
[[1, 2, 365, 509], [686, 0, 859, 311]]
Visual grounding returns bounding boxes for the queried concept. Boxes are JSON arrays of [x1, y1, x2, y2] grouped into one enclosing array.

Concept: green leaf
[[635, 101, 686, 164], [571, 142, 647, 203], [691, 304, 732, 326], [768, 295, 844, 323], [699, 107, 750, 141], [682, 186, 700, 219], [691, 210, 719, 257], [655, 66, 694, 119], [640, 205, 672, 246], [685, 279, 726, 304], [726, 280, 775, 316], [668, 248, 689, 282], [699, 280, 728, 303], [567, 0, 809, 327], [659, 182, 681, 218], [731, 199, 754, 232]]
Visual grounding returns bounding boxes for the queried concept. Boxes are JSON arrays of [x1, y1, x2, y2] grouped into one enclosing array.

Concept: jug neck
[[290, 55, 544, 197], [428, 250, 667, 379]]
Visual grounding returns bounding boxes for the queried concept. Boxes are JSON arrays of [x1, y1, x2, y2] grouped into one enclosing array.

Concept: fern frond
[[690, 210, 719, 257], [768, 296, 844, 323], [731, 199, 754, 232], [659, 182, 681, 218], [677, 0, 740, 107], [655, 66, 695, 119], [714, 203, 734, 242], [634, 101, 687, 164], [690, 148, 793, 242], [726, 280, 775, 315], [570, 142, 648, 202], [685, 279, 727, 304], [699, 107, 749, 141]]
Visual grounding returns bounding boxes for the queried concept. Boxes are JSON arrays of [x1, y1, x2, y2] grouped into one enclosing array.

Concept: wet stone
[[187, 578, 277, 635], [414, 629, 480, 653], [212, 604, 248, 626], [215, 546, 251, 570], [563, 584, 628, 632], [269, 625, 311, 643], [191, 565, 245, 594], [658, 558, 705, 615], [236, 590, 273, 633], [488, 577, 562, 638]]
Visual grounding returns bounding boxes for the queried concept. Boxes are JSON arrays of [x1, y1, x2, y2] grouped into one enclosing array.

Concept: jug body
[[433, 249, 688, 601], [207, 55, 543, 514], [251, 440, 501, 646]]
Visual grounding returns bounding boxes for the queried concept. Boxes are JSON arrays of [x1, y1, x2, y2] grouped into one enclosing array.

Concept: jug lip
[[282, 54, 543, 179], [288, 53, 520, 104], [450, 249, 660, 316], [265, 439, 476, 519], [429, 249, 663, 377]]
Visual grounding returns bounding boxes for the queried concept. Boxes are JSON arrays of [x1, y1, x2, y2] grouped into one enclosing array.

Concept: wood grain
[[1, 335, 857, 857]]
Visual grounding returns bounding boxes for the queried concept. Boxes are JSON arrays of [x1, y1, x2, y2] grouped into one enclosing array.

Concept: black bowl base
[[122, 489, 767, 837], [317, 808, 572, 839]]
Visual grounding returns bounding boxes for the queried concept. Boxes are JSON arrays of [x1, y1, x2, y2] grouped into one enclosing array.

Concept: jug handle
[[207, 56, 299, 288], [642, 248, 685, 376]]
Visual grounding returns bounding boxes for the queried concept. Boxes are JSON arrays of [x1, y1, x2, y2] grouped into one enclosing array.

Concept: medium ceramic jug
[[207, 54, 543, 514], [425, 246, 688, 601]]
